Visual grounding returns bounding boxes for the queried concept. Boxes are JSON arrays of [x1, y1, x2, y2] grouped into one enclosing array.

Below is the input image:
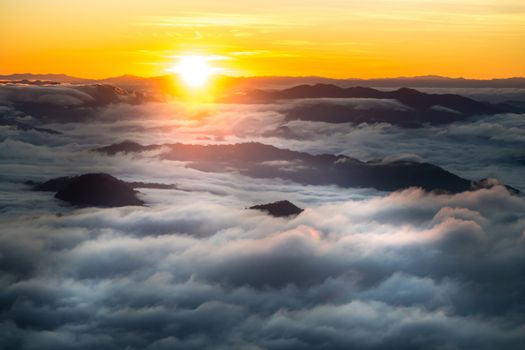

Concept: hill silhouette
[[95, 141, 478, 193]]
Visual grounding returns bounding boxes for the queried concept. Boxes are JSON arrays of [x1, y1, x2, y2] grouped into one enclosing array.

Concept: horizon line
[[1, 72, 525, 82]]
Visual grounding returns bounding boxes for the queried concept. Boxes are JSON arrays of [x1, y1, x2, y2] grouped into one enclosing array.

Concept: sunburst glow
[[171, 56, 217, 88]]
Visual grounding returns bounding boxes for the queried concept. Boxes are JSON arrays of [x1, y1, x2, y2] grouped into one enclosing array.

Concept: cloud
[[418, 87, 525, 103], [0, 85, 95, 106], [284, 97, 412, 111], [3, 84, 523, 190], [381, 153, 424, 164], [1, 185, 525, 349], [1, 84, 525, 349]]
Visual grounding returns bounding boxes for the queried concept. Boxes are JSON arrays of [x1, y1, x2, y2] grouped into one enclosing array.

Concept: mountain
[[227, 84, 517, 112], [0, 84, 155, 122], [54, 173, 144, 207], [249, 200, 304, 217], [3, 73, 525, 89], [95, 141, 482, 193], [223, 84, 524, 127], [3, 79, 523, 128], [28, 174, 176, 192], [28, 176, 74, 192], [2, 121, 62, 134], [0, 73, 94, 84], [220, 75, 525, 89], [95, 140, 160, 155]]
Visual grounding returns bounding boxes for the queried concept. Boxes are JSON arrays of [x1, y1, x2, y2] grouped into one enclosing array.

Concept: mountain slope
[[95, 141, 479, 193]]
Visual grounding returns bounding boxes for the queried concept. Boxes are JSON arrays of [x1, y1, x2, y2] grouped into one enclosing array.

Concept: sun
[[171, 56, 216, 88]]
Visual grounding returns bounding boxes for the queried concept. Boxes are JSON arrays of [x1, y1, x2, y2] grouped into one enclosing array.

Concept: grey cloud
[[1, 186, 525, 348]]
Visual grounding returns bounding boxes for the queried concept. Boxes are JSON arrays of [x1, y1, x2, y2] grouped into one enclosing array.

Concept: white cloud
[[1, 84, 525, 349]]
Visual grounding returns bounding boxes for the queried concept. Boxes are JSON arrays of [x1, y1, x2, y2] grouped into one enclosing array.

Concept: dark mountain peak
[[394, 87, 425, 95], [94, 140, 159, 155], [30, 174, 177, 193], [55, 173, 144, 207], [249, 200, 304, 217]]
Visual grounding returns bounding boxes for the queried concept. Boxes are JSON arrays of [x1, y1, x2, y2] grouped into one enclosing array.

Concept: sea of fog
[[1, 92, 525, 349]]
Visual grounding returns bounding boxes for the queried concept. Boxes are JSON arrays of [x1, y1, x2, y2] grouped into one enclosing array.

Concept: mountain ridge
[[94, 140, 514, 194], [2, 73, 525, 89]]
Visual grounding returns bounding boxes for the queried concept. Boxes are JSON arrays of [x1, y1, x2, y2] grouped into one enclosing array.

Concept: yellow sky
[[1, 0, 524, 79]]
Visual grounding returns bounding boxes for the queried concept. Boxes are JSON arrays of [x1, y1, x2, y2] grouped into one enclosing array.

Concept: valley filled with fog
[[1, 83, 525, 349]]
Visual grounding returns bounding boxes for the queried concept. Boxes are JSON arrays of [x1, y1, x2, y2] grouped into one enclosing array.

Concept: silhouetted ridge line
[[28, 173, 176, 192], [227, 84, 520, 113], [93, 141, 511, 194]]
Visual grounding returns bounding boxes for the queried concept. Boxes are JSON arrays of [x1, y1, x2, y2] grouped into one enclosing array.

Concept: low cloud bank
[[1, 186, 525, 349], [1, 84, 525, 349]]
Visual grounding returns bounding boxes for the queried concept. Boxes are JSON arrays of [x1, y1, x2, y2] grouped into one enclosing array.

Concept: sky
[[1, 0, 525, 79]]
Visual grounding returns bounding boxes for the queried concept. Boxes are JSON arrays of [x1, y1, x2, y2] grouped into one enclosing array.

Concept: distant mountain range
[[2, 73, 525, 89]]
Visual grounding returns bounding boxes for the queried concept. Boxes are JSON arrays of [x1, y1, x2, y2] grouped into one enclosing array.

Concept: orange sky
[[1, 0, 524, 79]]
